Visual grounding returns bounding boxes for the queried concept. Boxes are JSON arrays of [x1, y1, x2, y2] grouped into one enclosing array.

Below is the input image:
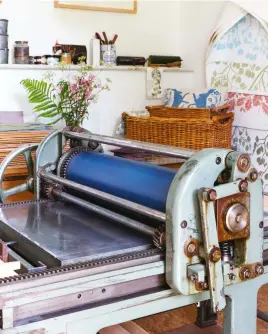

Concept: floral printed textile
[[227, 92, 268, 116], [206, 12, 268, 192], [208, 62, 268, 92]]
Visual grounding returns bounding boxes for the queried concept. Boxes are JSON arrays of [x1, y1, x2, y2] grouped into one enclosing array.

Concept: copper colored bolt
[[209, 247, 221, 263], [189, 274, 198, 281], [184, 239, 199, 257], [255, 265, 264, 276], [200, 282, 208, 289], [241, 268, 251, 280], [249, 168, 258, 182], [206, 189, 217, 201], [239, 180, 248, 192], [237, 154, 251, 172], [228, 273, 236, 281], [187, 243, 196, 254], [235, 214, 243, 224], [181, 221, 187, 229]]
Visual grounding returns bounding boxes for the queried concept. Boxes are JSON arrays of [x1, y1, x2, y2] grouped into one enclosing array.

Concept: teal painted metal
[[35, 129, 66, 200], [0, 266, 266, 333], [0, 130, 266, 333], [198, 188, 226, 312], [166, 148, 230, 296], [166, 147, 264, 314]]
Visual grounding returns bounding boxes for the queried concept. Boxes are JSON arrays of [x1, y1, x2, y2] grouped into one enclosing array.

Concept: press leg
[[223, 282, 258, 334], [195, 300, 217, 328]]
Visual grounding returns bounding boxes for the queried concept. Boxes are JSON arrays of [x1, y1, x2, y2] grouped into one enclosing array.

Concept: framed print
[[54, 1, 137, 14]]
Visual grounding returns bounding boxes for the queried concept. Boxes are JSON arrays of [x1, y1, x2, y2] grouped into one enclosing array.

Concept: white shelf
[[0, 64, 193, 72]]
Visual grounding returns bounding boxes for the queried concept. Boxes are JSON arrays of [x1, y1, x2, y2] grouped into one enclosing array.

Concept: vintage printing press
[[0, 127, 265, 333]]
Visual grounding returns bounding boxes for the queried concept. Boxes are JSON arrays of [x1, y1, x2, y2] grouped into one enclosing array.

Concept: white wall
[[0, 0, 184, 62], [0, 67, 194, 135], [179, 1, 226, 88], [0, 0, 226, 135]]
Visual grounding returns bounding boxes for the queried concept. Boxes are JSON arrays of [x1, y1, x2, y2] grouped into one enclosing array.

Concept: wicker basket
[[122, 104, 234, 150]]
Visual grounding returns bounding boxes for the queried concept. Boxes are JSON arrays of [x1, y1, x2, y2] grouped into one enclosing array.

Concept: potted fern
[[21, 58, 111, 127]]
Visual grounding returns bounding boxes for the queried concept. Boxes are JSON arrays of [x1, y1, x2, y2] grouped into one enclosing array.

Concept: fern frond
[[21, 79, 58, 117]]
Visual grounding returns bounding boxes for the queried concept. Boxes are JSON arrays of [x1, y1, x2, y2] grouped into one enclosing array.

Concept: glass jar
[[14, 41, 29, 64], [61, 52, 71, 64], [101, 44, 116, 65], [60, 52, 71, 64]]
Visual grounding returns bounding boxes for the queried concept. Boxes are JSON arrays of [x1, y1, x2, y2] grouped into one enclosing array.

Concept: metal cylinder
[[0, 20, 8, 35], [63, 150, 177, 212], [0, 48, 8, 64], [0, 34, 8, 49], [40, 170, 166, 223], [64, 131, 195, 160], [52, 189, 155, 237]]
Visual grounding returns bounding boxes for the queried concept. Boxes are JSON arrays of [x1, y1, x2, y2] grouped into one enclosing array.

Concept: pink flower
[[85, 90, 92, 100], [89, 74, 95, 81], [56, 86, 63, 94], [71, 84, 77, 93]]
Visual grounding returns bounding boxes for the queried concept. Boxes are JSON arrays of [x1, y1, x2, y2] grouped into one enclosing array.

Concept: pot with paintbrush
[[96, 32, 117, 65]]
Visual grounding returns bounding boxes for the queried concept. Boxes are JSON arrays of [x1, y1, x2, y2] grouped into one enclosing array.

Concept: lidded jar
[[14, 41, 29, 64]]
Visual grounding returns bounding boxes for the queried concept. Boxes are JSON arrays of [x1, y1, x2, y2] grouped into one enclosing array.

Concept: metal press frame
[[0, 128, 266, 333]]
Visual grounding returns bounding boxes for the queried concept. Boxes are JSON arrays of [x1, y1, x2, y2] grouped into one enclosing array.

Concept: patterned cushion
[[164, 88, 224, 108]]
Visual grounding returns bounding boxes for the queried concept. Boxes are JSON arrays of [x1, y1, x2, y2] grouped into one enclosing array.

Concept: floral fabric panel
[[233, 125, 268, 192], [164, 88, 223, 108], [147, 67, 164, 99], [206, 13, 268, 192], [206, 14, 268, 93], [208, 62, 268, 92], [227, 93, 268, 191]]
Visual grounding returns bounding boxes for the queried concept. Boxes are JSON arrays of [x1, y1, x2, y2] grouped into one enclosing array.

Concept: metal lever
[[198, 188, 226, 313]]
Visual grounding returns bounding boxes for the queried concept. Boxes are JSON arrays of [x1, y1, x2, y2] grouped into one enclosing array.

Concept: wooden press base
[[160, 325, 222, 334], [100, 322, 222, 334]]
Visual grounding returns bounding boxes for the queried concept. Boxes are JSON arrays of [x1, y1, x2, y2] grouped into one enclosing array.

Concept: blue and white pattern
[[165, 88, 223, 108], [210, 14, 268, 64]]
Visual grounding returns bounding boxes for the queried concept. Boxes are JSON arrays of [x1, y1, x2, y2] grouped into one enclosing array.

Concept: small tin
[[0, 34, 8, 49], [34, 56, 42, 65], [0, 19, 8, 35], [0, 48, 8, 64], [29, 56, 34, 64], [100, 44, 116, 65], [14, 41, 29, 64]]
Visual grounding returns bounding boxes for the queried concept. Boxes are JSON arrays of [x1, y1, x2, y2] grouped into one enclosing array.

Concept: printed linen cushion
[[165, 88, 223, 108]]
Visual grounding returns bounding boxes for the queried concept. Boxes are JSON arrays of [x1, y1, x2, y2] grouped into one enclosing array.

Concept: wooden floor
[[134, 284, 268, 333]]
